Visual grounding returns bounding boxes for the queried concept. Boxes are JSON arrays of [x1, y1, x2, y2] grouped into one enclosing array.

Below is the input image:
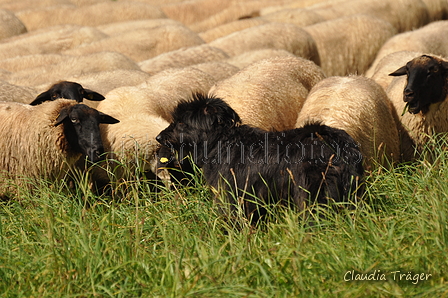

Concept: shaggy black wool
[[157, 94, 364, 221]]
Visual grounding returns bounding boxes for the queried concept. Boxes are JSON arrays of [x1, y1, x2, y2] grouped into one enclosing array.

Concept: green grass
[[1, 139, 448, 297]]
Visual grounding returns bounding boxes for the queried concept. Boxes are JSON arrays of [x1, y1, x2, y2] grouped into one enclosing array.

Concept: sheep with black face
[[29, 81, 105, 106], [388, 54, 448, 160], [156, 94, 364, 223], [0, 99, 119, 186]]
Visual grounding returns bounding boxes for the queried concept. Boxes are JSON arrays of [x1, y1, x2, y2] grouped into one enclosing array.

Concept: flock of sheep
[[0, 0, 448, 203]]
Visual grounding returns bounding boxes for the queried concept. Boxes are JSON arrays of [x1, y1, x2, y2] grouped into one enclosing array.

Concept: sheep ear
[[54, 109, 69, 126], [84, 89, 105, 101], [29, 90, 51, 105], [389, 65, 407, 76], [99, 112, 119, 124]]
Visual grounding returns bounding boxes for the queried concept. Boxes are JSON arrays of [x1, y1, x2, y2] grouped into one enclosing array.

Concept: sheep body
[[0, 81, 36, 104], [295, 76, 400, 169], [0, 9, 27, 41], [303, 14, 397, 76], [369, 21, 448, 77], [63, 25, 205, 62], [138, 44, 229, 75], [225, 48, 297, 69], [209, 22, 320, 65], [209, 56, 325, 131]]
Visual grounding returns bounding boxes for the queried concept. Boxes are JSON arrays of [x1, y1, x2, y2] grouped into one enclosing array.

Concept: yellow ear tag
[[160, 157, 169, 163]]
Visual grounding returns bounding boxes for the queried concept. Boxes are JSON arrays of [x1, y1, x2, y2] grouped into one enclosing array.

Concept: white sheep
[[295, 76, 401, 169], [138, 44, 229, 75], [198, 18, 269, 43], [0, 99, 119, 185], [190, 61, 240, 82], [387, 54, 448, 161], [310, 0, 430, 33], [225, 48, 297, 69], [0, 81, 36, 104], [302, 14, 397, 76], [161, 0, 231, 26], [7, 51, 140, 87], [368, 21, 448, 78], [15, 2, 166, 31], [96, 19, 183, 36], [0, 9, 27, 41], [209, 56, 326, 131], [63, 25, 205, 62], [208, 22, 320, 65], [0, 24, 107, 60], [0, 54, 72, 72]]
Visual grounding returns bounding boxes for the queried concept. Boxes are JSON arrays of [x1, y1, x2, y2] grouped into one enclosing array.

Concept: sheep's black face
[[30, 81, 105, 105], [156, 94, 241, 151], [390, 55, 448, 114], [55, 104, 119, 162]]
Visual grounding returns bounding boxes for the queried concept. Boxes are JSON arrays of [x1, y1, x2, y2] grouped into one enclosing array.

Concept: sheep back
[[296, 76, 400, 169]]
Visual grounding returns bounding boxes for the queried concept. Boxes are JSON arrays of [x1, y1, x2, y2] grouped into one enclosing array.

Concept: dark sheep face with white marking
[[30, 81, 105, 106], [390, 55, 448, 114], [54, 104, 119, 162]]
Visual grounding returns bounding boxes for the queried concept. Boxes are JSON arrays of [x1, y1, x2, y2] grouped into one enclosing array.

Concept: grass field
[[1, 137, 448, 297]]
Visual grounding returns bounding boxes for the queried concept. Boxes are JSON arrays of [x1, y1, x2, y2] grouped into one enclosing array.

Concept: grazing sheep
[[368, 21, 448, 77], [156, 94, 364, 223], [366, 51, 423, 91], [209, 56, 326, 131], [0, 9, 27, 41], [7, 51, 140, 87], [63, 25, 205, 62], [225, 49, 297, 69], [303, 14, 397, 76], [0, 24, 107, 61], [29, 81, 105, 106], [15, 2, 166, 31], [0, 81, 36, 104], [295, 76, 400, 169], [208, 22, 320, 65], [388, 55, 448, 160], [138, 44, 229, 75], [0, 99, 119, 183], [310, 0, 430, 33]]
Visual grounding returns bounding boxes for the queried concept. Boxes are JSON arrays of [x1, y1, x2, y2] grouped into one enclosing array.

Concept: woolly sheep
[[15, 2, 166, 31], [7, 51, 140, 87], [138, 44, 229, 75], [63, 25, 205, 62], [303, 14, 397, 76], [0, 9, 27, 41], [0, 54, 72, 72], [29, 81, 105, 106], [0, 99, 119, 183], [387, 55, 448, 160], [310, 0, 429, 33], [209, 56, 326, 131], [225, 48, 297, 69], [208, 22, 320, 65], [421, 0, 448, 21], [190, 61, 240, 82], [0, 24, 107, 60], [368, 21, 448, 77], [0, 81, 36, 104], [0, 0, 73, 12], [198, 18, 269, 43], [365, 51, 423, 91], [96, 19, 182, 36], [104, 66, 217, 123], [295, 76, 400, 169], [161, 0, 231, 26], [261, 7, 325, 27]]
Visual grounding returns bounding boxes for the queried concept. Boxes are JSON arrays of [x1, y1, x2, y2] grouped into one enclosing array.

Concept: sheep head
[[389, 55, 448, 114], [55, 104, 119, 162], [30, 81, 105, 106]]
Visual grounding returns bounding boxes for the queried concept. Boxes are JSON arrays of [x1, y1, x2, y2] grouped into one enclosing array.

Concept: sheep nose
[[404, 88, 414, 97], [88, 148, 104, 162]]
